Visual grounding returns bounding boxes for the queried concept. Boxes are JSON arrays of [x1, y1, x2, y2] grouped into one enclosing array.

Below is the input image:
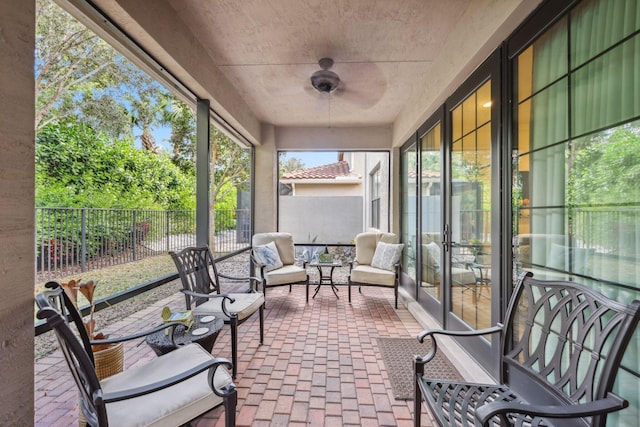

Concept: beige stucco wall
[[253, 125, 396, 234], [0, 0, 35, 424], [392, 0, 543, 146], [289, 182, 362, 197], [275, 125, 392, 150]]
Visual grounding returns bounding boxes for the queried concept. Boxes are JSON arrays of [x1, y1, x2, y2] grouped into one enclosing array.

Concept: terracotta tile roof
[[282, 161, 360, 179]]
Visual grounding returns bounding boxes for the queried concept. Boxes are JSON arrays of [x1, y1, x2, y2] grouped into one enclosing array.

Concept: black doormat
[[377, 337, 463, 400]]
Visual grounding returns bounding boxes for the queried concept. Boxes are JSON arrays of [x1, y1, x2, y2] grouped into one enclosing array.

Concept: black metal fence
[[36, 207, 250, 280]]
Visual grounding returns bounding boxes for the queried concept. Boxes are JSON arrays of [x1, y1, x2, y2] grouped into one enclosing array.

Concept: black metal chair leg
[[414, 357, 424, 427], [223, 387, 237, 427], [259, 305, 264, 345], [230, 315, 238, 379]]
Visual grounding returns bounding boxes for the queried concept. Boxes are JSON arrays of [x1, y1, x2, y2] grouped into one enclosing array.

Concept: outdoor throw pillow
[[370, 241, 404, 271], [425, 241, 441, 274], [253, 241, 283, 272]]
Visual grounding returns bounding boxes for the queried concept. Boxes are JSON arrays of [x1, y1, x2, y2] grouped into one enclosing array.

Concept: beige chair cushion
[[350, 265, 396, 286], [193, 292, 265, 321], [264, 264, 307, 286], [102, 343, 233, 427], [354, 231, 399, 265], [252, 232, 296, 265]]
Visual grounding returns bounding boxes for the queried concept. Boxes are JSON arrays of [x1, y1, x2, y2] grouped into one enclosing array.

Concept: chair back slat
[[36, 284, 107, 426], [170, 246, 221, 309], [503, 272, 640, 417]]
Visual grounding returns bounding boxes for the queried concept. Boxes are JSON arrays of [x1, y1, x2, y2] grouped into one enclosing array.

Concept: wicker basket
[[93, 342, 124, 380], [79, 342, 124, 426]]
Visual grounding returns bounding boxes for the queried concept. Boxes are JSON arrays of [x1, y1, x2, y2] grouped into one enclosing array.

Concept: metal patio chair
[[170, 245, 265, 379], [35, 282, 237, 427]]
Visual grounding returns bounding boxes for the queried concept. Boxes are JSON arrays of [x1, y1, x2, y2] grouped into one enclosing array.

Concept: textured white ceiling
[[167, 0, 473, 127]]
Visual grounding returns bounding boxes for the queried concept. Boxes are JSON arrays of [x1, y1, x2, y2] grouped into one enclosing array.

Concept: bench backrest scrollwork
[[502, 272, 640, 426]]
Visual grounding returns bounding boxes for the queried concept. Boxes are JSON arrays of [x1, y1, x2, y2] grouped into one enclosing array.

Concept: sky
[[280, 151, 339, 169]]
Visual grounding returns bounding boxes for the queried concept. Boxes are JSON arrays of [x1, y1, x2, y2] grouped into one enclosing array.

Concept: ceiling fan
[[310, 58, 340, 94], [306, 57, 386, 111]]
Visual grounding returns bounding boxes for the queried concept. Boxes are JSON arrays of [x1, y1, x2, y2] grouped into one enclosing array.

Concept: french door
[[444, 51, 502, 369], [414, 50, 502, 371]]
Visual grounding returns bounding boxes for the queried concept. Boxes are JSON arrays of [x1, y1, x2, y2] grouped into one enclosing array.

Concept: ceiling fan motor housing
[[310, 58, 340, 93]]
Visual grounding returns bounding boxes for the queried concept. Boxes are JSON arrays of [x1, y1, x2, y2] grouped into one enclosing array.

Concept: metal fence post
[[81, 208, 87, 272], [132, 210, 138, 261], [166, 211, 170, 252]]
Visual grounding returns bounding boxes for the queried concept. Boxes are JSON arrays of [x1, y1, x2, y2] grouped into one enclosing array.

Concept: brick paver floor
[[35, 284, 435, 426]]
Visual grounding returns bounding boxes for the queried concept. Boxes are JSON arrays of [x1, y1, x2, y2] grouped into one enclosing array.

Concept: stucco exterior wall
[[289, 182, 362, 197], [279, 196, 363, 244], [0, 0, 35, 423], [275, 125, 392, 150]]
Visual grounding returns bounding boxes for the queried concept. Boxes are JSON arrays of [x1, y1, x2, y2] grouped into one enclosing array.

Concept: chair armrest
[[181, 289, 236, 303], [101, 356, 236, 402], [180, 289, 236, 318], [217, 272, 262, 292], [89, 322, 184, 345], [217, 272, 261, 283], [475, 393, 627, 426], [416, 325, 503, 363]]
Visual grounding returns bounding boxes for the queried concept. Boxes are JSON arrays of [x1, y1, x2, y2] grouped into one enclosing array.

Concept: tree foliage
[[568, 125, 640, 206], [36, 122, 195, 210], [279, 155, 306, 177], [35, 0, 252, 216]]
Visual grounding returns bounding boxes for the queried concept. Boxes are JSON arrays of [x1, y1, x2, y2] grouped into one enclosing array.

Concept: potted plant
[[60, 279, 124, 378]]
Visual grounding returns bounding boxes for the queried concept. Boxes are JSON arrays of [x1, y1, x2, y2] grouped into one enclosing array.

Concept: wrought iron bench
[[414, 271, 640, 427]]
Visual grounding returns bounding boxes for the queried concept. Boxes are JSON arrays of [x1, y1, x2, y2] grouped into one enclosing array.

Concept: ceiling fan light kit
[[310, 57, 340, 93]]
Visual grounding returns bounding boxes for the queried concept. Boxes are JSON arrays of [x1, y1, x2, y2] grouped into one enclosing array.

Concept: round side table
[[145, 315, 224, 356]]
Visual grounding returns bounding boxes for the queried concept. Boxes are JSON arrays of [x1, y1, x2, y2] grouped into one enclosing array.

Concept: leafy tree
[[36, 0, 170, 149], [567, 124, 640, 253], [36, 0, 124, 134], [209, 128, 251, 241], [161, 97, 196, 171], [279, 155, 306, 177], [569, 125, 640, 206], [35, 0, 252, 240]]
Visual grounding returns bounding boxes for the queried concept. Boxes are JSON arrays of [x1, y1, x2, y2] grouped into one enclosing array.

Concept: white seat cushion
[[264, 264, 307, 286], [193, 292, 264, 321], [350, 265, 396, 286], [102, 343, 233, 427]]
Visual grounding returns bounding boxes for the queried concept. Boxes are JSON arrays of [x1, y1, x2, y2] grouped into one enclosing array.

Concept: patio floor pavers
[[35, 284, 435, 426]]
